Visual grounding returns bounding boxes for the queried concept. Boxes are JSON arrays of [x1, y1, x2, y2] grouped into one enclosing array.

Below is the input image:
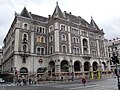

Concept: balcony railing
[[82, 54, 92, 60], [19, 51, 30, 57]]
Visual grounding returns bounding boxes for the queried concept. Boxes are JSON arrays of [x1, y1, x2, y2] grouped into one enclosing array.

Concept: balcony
[[19, 51, 30, 57], [82, 54, 92, 60], [22, 39, 28, 44]]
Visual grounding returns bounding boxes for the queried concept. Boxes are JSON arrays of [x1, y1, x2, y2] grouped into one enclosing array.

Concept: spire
[[52, 2, 64, 18], [20, 7, 31, 18], [90, 16, 100, 30], [56, 1, 58, 5]]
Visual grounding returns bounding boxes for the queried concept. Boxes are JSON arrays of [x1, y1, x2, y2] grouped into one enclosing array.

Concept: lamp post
[[111, 43, 120, 90], [13, 67, 16, 84]]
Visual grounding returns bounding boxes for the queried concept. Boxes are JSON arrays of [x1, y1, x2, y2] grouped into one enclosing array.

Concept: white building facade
[[2, 3, 110, 81]]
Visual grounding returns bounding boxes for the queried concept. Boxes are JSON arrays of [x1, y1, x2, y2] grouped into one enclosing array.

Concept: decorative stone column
[[55, 59, 61, 74], [90, 65, 94, 80]]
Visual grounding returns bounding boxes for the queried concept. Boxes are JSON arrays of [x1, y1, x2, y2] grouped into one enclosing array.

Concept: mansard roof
[[52, 2, 64, 18], [65, 12, 92, 28], [19, 5, 100, 30], [90, 16, 100, 30], [20, 7, 48, 22], [30, 14, 48, 22]]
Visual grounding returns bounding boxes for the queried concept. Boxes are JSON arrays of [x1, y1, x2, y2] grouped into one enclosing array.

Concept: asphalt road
[[0, 77, 118, 90]]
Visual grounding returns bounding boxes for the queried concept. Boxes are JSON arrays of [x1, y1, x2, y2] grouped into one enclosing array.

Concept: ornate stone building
[[107, 38, 120, 72], [2, 3, 110, 81]]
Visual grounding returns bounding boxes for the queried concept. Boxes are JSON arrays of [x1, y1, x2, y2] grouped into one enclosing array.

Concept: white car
[[0, 78, 5, 83]]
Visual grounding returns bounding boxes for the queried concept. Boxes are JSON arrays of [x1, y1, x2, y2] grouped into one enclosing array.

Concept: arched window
[[76, 38, 79, 43], [83, 38, 88, 46], [37, 36, 40, 42], [22, 57, 26, 63], [61, 24, 66, 31], [41, 47, 45, 55], [40, 27, 42, 33], [36, 47, 45, 55], [49, 35, 53, 42], [62, 45, 67, 53], [23, 45, 27, 52], [73, 37, 75, 43], [36, 47, 40, 54], [50, 46, 53, 54], [23, 34, 27, 41], [24, 24, 28, 29], [62, 34, 66, 41], [20, 67, 28, 74], [41, 37, 45, 43], [22, 33, 28, 42]]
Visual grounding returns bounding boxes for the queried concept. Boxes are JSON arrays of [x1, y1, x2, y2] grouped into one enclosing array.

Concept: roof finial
[[91, 16, 93, 19], [56, 1, 58, 5]]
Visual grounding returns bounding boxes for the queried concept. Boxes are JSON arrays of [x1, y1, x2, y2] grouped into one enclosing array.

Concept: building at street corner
[[107, 38, 120, 73], [2, 2, 111, 82]]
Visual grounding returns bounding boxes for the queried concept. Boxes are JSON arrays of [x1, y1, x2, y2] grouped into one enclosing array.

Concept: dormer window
[[24, 24, 28, 29]]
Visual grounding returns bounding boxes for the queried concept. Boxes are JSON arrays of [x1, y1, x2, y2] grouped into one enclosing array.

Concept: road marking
[[70, 84, 99, 90]]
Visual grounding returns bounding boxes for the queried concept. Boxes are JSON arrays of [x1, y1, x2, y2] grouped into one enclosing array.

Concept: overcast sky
[[0, 0, 120, 48]]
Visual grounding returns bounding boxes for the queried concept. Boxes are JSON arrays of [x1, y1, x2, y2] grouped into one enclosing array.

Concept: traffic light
[[111, 56, 119, 64], [114, 69, 119, 76]]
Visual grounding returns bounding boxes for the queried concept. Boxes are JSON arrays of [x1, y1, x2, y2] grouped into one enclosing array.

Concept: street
[[0, 77, 118, 90]]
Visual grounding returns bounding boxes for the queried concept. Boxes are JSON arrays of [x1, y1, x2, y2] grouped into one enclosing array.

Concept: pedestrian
[[80, 75, 86, 87], [29, 78, 32, 85]]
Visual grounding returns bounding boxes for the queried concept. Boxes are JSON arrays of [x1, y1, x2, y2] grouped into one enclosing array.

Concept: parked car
[[0, 78, 5, 83]]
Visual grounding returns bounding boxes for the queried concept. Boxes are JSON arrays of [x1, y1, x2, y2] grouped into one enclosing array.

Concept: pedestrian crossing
[[0, 84, 16, 87], [49, 83, 118, 90]]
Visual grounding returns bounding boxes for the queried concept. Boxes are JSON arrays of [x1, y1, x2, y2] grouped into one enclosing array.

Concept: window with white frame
[[61, 34, 66, 41], [91, 41, 96, 47], [71, 27, 79, 34], [36, 26, 45, 33], [49, 35, 53, 42], [22, 44, 28, 52], [72, 37, 79, 43], [23, 23, 28, 30], [36, 46, 45, 55], [81, 31, 87, 36], [49, 46, 53, 54], [37, 36, 45, 43], [60, 24, 66, 31], [62, 45, 67, 53], [73, 47, 80, 54], [41, 36, 45, 43], [22, 33, 28, 42], [92, 50, 97, 56], [49, 25, 54, 32]]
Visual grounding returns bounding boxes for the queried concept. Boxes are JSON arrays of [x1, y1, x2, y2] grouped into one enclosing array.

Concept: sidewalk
[[31, 77, 113, 86]]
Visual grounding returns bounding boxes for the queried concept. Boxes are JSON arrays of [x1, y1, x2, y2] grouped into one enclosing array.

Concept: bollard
[[118, 82, 120, 90], [2, 85, 4, 90]]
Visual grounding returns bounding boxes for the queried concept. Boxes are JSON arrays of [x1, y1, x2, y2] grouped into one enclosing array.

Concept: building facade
[[0, 49, 3, 77], [2, 3, 110, 81], [108, 38, 120, 72]]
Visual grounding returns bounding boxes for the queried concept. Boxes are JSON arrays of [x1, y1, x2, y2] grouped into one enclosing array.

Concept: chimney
[[69, 12, 72, 14], [48, 15, 51, 19]]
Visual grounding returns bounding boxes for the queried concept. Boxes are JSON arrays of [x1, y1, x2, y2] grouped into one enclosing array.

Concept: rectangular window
[[81, 31, 87, 36], [71, 27, 79, 34]]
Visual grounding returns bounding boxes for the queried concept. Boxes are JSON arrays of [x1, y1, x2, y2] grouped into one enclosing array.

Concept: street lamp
[[111, 43, 120, 90]]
